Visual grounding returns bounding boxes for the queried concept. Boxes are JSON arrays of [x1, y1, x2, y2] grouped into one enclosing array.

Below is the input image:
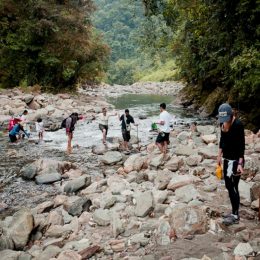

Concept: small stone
[[135, 191, 154, 217], [233, 243, 254, 256], [93, 209, 111, 226], [64, 176, 91, 194]]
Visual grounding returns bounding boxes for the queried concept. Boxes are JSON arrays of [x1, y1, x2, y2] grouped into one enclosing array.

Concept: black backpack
[[61, 118, 67, 129]]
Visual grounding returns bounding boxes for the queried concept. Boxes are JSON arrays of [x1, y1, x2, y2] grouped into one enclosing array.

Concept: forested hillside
[[141, 0, 260, 130], [93, 0, 175, 84], [0, 0, 109, 91]]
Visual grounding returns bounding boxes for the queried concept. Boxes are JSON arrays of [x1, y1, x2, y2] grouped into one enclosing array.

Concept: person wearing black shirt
[[217, 103, 245, 225], [119, 109, 137, 151]]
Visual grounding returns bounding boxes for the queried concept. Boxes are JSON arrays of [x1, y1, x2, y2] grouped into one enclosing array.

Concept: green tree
[[0, 0, 109, 91]]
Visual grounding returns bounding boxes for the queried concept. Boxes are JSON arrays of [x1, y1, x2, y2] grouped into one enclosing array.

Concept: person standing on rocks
[[20, 110, 30, 137], [217, 103, 245, 225], [65, 112, 81, 154], [155, 103, 172, 155], [35, 118, 44, 142], [97, 107, 117, 145], [119, 109, 137, 152]]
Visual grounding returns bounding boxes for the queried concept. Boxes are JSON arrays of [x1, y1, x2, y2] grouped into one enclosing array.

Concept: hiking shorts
[[156, 132, 170, 143], [122, 129, 131, 142], [99, 124, 108, 135], [9, 134, 17, 143]]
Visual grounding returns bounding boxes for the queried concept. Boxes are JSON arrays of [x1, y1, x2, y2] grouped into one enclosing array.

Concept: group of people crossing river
[[7, 101, 245, 226]]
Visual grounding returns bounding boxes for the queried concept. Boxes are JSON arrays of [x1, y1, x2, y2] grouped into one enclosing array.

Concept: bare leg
[[163, 141, 168, 155], [156, 142, 164, 153], [67, 133, 73, 154], [102, 129, 107, 144]]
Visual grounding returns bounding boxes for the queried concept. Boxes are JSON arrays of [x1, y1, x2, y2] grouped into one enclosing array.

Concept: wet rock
[[93, 209, 111, 226], [8, 208, 34, 249], [169, 206, 208, 238], [135, 191, 154, 217], [233, 242, 254, 256], [124, 154, 146, 173], [20, 164, 37, 180], [35, 172, 62, 184], [57, 250, 82, 260], [64, 175, 91, 194], [175, 184, 199, 203], [101, 151, 122, 165], [167, 174, 194, 191], [164, 156, 183, 172]]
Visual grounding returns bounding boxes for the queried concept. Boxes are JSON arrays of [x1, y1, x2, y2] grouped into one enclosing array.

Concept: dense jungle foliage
[[93, 0, 176, 84], [140, 0, 260, 129], [0, 0, 109, 91]]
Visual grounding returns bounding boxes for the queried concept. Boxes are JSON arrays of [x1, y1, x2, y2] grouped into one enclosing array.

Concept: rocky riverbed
[[0, 82, 260, 260]]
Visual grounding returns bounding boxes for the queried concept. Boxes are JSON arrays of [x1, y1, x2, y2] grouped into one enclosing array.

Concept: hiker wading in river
[[97, 107, 117, 145], [217, 103, 245, 225], [65, 113, 81, 154], [119, 109, 138, 152]]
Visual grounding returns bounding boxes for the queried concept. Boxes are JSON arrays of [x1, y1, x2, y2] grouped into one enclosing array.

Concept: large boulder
[[185, 155, 203, 167], [201, 134, 217, 144], [101, 151, 122, 165], [93, 209, 111, 226], [175, 184, 199, 203], [167, 174, 194, 191], [64, 176, 91, 194], [196, 125, 215, 135], [123, 154, 146, 173], [35, 172, 62, 184], [135, 191, 154, 217], [175, 145, 197, 156], [198, 145, 218, 159], [169, 206, 208, 238], [8, 208, 34, 249], [177, 131, 190, 141], [149, 153, 165, 168], [164, 156, 183, 172]]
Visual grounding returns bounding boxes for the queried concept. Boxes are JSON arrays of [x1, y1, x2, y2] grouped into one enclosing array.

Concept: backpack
[[61, 118, 67, 129]]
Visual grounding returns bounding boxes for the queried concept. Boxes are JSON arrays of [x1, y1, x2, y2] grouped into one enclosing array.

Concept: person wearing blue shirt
[[9, 122, 29, 142]]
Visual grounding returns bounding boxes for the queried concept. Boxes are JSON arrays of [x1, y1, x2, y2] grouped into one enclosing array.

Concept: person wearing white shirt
[[97, 107, 117, 144], [155, 103, 172, 154], [35, 118, 44, 141]]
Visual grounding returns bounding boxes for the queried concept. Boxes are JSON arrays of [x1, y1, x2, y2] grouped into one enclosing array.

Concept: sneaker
[[222, 213, 240, 220], [222, 215, 239, 225]]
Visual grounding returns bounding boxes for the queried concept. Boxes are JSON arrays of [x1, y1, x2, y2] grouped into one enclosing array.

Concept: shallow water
[[45, 94, 202, 150]]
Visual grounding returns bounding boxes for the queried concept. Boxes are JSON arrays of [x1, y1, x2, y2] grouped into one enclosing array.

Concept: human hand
[[237, 164, 244, 174], [217, 155, 222, 166]]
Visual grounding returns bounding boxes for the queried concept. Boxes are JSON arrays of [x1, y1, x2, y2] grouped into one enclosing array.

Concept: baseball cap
[[218, 103, 233, 123]]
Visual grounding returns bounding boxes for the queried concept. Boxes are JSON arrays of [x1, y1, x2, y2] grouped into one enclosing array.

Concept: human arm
[[217, 130, 223, 165], [237, 123, 245, 173]]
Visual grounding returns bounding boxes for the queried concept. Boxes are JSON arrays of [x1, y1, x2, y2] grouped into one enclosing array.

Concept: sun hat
[[218, 103, 233, 123]]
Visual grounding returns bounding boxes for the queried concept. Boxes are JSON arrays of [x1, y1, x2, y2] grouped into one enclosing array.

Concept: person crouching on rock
[[217, 103, 245, 225], [66, 112, 81, 154], [119, 109, 138, 152], [9, 121, 29, 143]]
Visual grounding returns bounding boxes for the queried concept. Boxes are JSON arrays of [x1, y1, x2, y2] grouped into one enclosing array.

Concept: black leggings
[[223, 159, 240, 216]]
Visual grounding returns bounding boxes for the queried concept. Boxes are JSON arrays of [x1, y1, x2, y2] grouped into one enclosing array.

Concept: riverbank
[[0, 82, 260, 259]]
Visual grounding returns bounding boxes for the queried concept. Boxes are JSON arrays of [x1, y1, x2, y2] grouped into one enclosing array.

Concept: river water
[[44, 94, 203, 150]]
